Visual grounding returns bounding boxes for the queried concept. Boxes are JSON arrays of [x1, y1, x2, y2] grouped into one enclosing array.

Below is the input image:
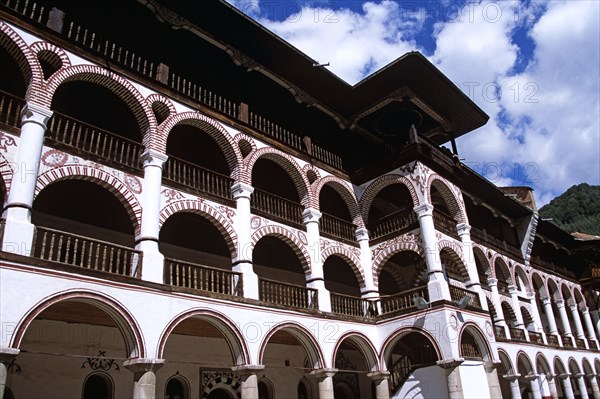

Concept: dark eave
[[153, 0, 489, 142]]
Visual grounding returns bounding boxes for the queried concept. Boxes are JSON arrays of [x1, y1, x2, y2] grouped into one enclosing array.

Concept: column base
[[136, 240, 164, 283], [233, 261, 259, 300], [427, 272, 451, 302], [1, 217, 35, 256], [307, 279, 331, 312]]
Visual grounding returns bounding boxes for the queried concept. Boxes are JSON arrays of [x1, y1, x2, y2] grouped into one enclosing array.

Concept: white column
[[575, 373, 590, 399], [503, 374, 522, 399], [581, 307, 599, 344], [232, 365, 265, 399], [368, 371, 390, 399], [543, 373, 559, 399], [508, 285, 526, 336], [556, 299, 575, 345], [2, 103, 53, 256], [414, 204, 450, 301], [484, 361, 503, 399], [356, 228, 379, 316], [569, 302, 587, 342], [303, 208, 330, 312], [527, 292, 545, 333], [456, 223, 487, 310], [310, 368, 337, 399], [559, 373, 576, 399], [123, 358, 165, 399], [231, 182, 259, 300], [488, 278, 508, 332], [524, 374, 543, 399], [135, 150, 168, 283], [587, 374, 600, 399], [437, 358, 464, 399], [590, 309, 600, 339], [0, 348, 19, 399], [541, 296, 560, 336]]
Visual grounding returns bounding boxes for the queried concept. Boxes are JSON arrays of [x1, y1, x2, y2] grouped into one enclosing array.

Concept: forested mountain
[[539, 183, 600, 236]]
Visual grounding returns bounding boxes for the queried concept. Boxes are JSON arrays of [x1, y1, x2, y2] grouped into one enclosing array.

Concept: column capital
[[555, 298, 565, 307], [574, 373, 585, 378], [436, 358, 464, 370], [310, 368, 338, 380], [231, 364, 265, 378], [541, 295, 552, 304], [523, 373, 539, 381], [502, 373, 521, 382], [140, 150, 168, 168], [231, 182, 254, 199], [508, 284, 518, 294], [413, 203, 434, 217], [456, 223, 471, 236], [526, 291, 537, 300], [355, 227, 369, 241], [558, 372, 572, 379], [0, 347, 19, 363], [123, 358, 165, 373], [568, 303, 579, 312], [21, 102, 53, 128], [580, 306, 590, 314], [483, 360, 502, 372], [367, 370, 390, 381], [302, 207, 322, 224], [487, 277, 498, 287]]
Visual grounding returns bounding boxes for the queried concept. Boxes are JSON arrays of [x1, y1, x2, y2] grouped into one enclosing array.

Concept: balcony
[[251, 188, 304, 228], [432, 211, 459, 240], [164, 258, 242, 297], [575, 338, 587, 349], [162, 156, 233, 203], [470, 226, 522, 259], [449, 285, 482, 310], [369, 209, 419, 242], [494, 325, 507, 341], [528, 331, 544, 345], [378, 286, 429, 315], [33, 226, 141, 278], [509, 327, 527, 342], [547, 334, 561, 348], [320, 213, 357, 245], [259, 278, 318, 310], [589, 339, 599, 351], [562, 335, 574, 348], [0, 90, 23, 132], [47, 112, 143, 171], [330, 293, 376, 318]]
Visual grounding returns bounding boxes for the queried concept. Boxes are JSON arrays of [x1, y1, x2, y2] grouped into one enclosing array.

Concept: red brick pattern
[[158, 199, 238, 259], [359, 174, 420, 224], [372, 240, 424, 287], [146, 93, 176, 125], [314, 176, 364, 228], [30, 41, 71, 76], [426, 175, 467, 223], [492, 255, 511, 282], [35, 163, 143, 235], [438, 240, 470, 281], [0, 151, 14, 197], [321, 246, 365, 288], [251, 225, 312, 275]]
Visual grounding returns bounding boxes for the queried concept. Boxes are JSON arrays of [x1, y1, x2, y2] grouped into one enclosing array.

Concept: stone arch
[[568, 357, 582, 375], [244, 147, 312, 207], [233, 133, 256, 159], [35, 164, 142, 235], [573, 287, 586, 307], [321, 247, 365, 289], [146, 93, 175, 126], [493, 256, 512, 284], [547, 278, 561, 300], [44, 64, 156, 147], [159, 200, 238, 259], [29, 41, 71, 80], [380, 327, 442, 367], [536, 353, 552, 376], [459, 322, 493, 361], [359, 174, 420, 224], [531, 272, 547, 297], [514, 264, 531, 293], [11, 289, 145, 358], [498, 349, 514, 374], [159, 111, 241, 175], [251, 226, 311, 275], [372, 242, 424, 288], [473, 246, 491, 280], [438, 241, 470, 282], [332, 331, 379, 372], [258, 322, 325, 369], [203, 379, 240, 399], [554, 356, 568, 375], [0, 21, 40, 99], [157, 308, 249, 365], [560, 283, 574, 302], [314, 176, 363, 228], [426, 175, 467, 223], [516, 351, 535, 376]]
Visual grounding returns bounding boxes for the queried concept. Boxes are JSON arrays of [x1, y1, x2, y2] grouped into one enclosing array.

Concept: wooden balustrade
[[494, 325, 507, 340], [576, 338, 587, 349], [33, 226, 141, 277], [378, 286, 429, 315], [562, 335, 575, 348], [164, 258, 242, 296], [0, 90, 24, 131], [470, 226, 522, 259], [309, 141, 343, 170], [47, 112, 143, 170], [169, 72, 239, 119], [330, 292, 376, 318], [528, 331, 544, 345], [389, 355, 411, 394], [432, 210, 459, 239], [589, 339, 599, 351], [449, 285, 481, 309], [259, 278, 317, 310], [0, 0, 48, 23], [320, 213, 356, 245], [370, 209, 419, 241], [163, 156, 233, 201], [547, 334, 560, 347], [251, 188, 303, 226], [509, 327, 527, 342]]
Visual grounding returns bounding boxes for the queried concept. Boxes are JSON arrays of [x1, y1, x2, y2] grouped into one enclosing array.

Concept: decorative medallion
[[41, 149, 68, 167], [250, 216, 262, 229], [448, 314, 458, 330], [0, 133, 16, 151], [485, 321, 494, 337], [298, 231, 308, 245], [162, 188, 184, 203], [81, 351, 120, 372], [124, 175, 142, 194]]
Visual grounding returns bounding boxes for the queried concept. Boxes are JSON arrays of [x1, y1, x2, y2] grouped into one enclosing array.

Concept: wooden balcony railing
[[589, 339, 599, 351], [378, 286, 429, 315], [576, 338, 587, 349], [0, 90, 24, 131], [170, 72, 239, 119], [547, 334, 560, 348], [163, 156, 233, 201], [33, 226, 141, 277], [251, 189, 303, 227], [47, 112, 143, 170], [470, 226, 522, 259], [330, 292, 376, 318], [532, 256, 576, 279], [320, 213, 356, 245], [0, 0, 49, 24], [562, 335, 574, 348], [494, 325, 507, 340], [449, 285, 482, 309], [528, 331, 544, 345], [370, 209, 419, 241], [164, 258, 241, 297], [432, 211, 459, 239], [259, 278, 317, 310], [509, 327, 527, 342]]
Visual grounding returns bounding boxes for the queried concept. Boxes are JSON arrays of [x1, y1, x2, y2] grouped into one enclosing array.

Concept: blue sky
[[227, 0, 600, 207]]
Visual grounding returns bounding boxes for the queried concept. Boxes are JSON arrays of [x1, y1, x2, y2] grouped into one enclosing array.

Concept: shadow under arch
[[258, 322, 325, 370]]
